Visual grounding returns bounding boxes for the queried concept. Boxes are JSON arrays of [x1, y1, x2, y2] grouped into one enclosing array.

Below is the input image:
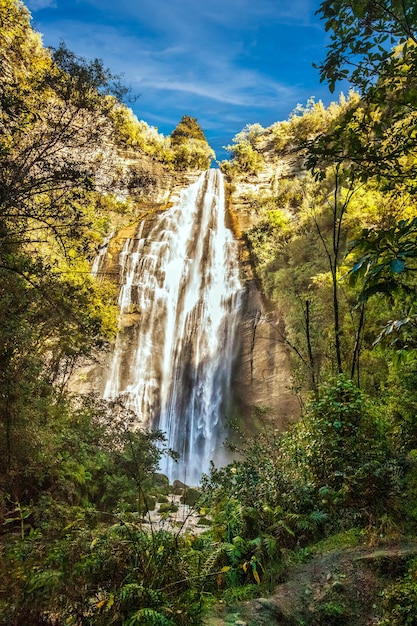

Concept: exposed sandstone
[[71, 143, 301, 431]]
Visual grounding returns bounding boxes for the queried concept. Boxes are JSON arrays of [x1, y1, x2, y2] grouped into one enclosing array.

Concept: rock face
[[70, 148, 300, 434], [224, 141, 301, 427], [231, 280, 299, 429]]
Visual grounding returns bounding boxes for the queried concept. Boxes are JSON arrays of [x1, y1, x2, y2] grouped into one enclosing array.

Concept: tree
[[0, 4, 120, 352], [170, 139, 215, 170], [313, 0, 417, 349], [0, 1, 121, 498], [170, 115, 208, 144], [348, 216, 417, 347], [0, 41, 119, 256], [169, 115, 214, 169], [315, 0, 417, 93], [312, 1, 417, 194]]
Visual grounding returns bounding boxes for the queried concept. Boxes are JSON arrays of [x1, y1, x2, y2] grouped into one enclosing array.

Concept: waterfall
[[92, 232, 113, 278], [103, 169, 242, 485]]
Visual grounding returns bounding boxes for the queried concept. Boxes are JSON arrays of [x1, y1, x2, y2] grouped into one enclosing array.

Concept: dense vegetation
[[216, 1, 417, 622], [2, 0, 417, 624], [111, 109, 214, 171]]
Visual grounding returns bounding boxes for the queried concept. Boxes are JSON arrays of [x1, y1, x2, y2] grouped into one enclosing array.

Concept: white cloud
[[138, 72, 295, 108], [28, 0, 331, 153], [26, 0, 57, 10], [39, 18, 296, 108]]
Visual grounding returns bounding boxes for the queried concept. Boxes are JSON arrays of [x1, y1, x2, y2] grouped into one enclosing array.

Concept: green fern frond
[[124, 607, 174, 626], [119, 582, 144, 601], [248, 536, 262, 549], [309, 509, 328, 525], [203, 543, 227, 574], [262, 534, 278, 559]]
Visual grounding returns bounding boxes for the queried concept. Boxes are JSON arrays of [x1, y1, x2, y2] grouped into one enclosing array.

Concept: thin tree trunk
[[305, 299, 318, 396], [351, 303, 365, 386]]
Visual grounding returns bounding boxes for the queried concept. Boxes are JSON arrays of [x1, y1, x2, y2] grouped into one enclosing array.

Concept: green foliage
[[109, 104, 170, 160], [378, 558, 417, 625], [3, 2, 417, 624], [222, 138, 264, 176], [169, 138, 215, 171], [0, 393, 211, 625], [170, 115, 208, 144], [125, 608, 175, 625], [273, 97, 344, 153], [311, 528, 363, 553], [0, 519, 210, 625], [203, 375, 402, 574], [0, 1, 121, 363], [292, 376, 400, 522], [348, 217, 417, 347], [316, 0, 417, 93], [231, 85, 417, 392], [162, 116, 214, 170], [315, 599, 348, 625], [232, 122, 265, 147], [312, 3, 417, 194]]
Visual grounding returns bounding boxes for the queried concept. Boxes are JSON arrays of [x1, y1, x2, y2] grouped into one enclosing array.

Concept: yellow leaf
[[220, 566, 231, 573], [242, 562, 248, 573], [96, 600, 106, 609]]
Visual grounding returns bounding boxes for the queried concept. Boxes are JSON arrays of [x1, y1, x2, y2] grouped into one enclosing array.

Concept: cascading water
[[103, 169, 242, 485]]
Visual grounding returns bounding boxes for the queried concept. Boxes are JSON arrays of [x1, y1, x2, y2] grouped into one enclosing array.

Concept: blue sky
[[26, 0, 340, 160]]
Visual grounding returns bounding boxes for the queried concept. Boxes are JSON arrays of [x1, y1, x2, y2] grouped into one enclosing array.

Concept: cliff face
[[71, 141, 300, 431], [225, 130, 301, 428], [231, 280, 299, 429], [68, 149, 201, 395]]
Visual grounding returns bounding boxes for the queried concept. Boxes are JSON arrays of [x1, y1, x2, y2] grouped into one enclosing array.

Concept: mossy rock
[[172, 479, 187, 495], [151, 473, 171, 494], [144, 495, 156, 512], [157, 495, 169, 504], [159, 502, 179, 514], [181, 487, 201, 507]]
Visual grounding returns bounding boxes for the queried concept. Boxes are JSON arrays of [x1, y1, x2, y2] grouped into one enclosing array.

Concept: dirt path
[[204, 538, 417, 626]]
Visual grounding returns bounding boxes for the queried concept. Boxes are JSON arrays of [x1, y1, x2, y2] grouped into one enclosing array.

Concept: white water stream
[[103, 169, 242, 484]]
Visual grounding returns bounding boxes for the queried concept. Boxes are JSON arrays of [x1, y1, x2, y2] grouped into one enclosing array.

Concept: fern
[[124, 607, 174, 626], [272, 517, 295, 538], [309, 509, 328, 525], [262, 534, 278, 560], [296, 510, 327, 533], [248, 536, 262, 550], [119, 582, 144, 601], [203, 543, 227, 575], [225, 539, 244, 565]]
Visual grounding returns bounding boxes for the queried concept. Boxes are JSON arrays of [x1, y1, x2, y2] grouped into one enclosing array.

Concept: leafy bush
[[202, 375, 402, 590], [287, 375, 402, 527], [0, 519, 212, 625], [378, 558, 417, 626], [223, 140, 264, 175]]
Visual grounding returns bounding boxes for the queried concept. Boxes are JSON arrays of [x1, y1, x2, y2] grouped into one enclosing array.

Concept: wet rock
[[249, 597, 290, 625]]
